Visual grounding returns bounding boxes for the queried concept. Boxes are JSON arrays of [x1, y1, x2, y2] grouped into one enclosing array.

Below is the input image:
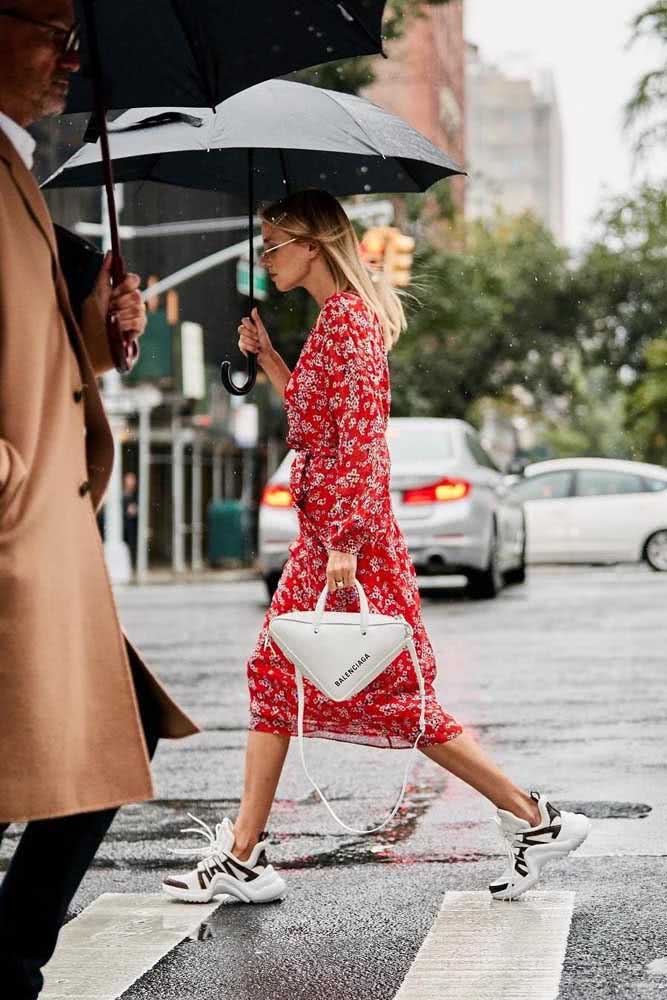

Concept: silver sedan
[[258, 417, 526, 600]]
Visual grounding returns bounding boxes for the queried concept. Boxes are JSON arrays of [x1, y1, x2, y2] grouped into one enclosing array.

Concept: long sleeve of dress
[[325, 302, 392, 555]]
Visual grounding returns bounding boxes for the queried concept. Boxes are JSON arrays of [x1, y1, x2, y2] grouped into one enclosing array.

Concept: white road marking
[[394, 890, 574, 1000], [41, 893, 222, 1000]]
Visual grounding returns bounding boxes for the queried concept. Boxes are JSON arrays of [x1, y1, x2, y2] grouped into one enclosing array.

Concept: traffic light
[[383, 228, 415, 288], [359, 226, 391, 271], [359, 226, 415, 287]]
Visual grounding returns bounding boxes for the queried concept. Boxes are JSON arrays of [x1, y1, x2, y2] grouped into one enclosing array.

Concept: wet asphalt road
[[3, 565, 666, 999]]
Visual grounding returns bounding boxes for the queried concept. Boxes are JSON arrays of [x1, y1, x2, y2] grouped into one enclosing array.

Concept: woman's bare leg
[[232, 731, 290, 860], [421, 732, 540, 825]]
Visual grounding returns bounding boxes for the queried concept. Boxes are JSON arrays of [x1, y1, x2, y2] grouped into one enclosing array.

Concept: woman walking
[[163, 190, 590, 905]]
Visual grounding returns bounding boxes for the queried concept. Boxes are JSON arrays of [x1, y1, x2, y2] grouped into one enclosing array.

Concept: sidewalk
[[119, 566, 261, 586]]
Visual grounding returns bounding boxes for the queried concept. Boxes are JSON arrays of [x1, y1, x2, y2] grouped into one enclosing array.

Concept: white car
[[510, 457, 667, 570], [258, 417, 526, 600]]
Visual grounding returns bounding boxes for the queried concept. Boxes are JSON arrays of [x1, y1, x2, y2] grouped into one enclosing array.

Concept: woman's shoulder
[[319, 290, 378, 337]]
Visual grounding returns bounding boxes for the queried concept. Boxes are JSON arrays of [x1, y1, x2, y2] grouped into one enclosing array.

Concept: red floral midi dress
[[248, 291, 463, 748]]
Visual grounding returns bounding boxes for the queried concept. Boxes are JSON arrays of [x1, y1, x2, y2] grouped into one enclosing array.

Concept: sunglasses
[[261, 238, 298, 258], [0, 9, 80, 55]]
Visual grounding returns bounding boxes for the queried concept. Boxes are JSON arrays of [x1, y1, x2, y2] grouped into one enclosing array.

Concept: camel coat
[[0, 131, 199, 824]]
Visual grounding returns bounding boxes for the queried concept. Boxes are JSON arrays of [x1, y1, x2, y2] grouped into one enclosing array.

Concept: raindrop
[[326, 45, 334, 53], [363, 184, 371, 192], [360, 165, 368, 174], [319, 172, 328, 180]]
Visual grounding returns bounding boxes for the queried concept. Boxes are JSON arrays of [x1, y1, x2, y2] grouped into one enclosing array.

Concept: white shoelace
[[170, 813, 231, 858]]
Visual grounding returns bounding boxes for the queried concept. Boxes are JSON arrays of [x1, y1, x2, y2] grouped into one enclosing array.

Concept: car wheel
[[644, 530, 667, 572], [468, 526, 503, 599], [504, 523, 527, 586], [264, 571, 282, 600]]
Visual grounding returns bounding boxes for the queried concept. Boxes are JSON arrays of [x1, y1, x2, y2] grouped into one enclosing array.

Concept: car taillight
[[402, 478, 471, 504], [261, 484, 294, 508]]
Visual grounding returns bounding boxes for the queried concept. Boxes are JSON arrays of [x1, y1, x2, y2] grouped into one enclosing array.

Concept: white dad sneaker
[[162, 815, 287, 905], [489, 791, 591, 902]]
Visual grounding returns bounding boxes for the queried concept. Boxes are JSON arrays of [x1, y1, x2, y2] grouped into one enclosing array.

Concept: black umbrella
[[46, 79, 465, 394], [67, 0, 388, 371], [69, 1, 387, 114]]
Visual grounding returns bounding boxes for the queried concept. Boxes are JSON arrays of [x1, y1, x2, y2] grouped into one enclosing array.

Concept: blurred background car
[[258, 417, 526, 601], [509, 457, 667, 570]]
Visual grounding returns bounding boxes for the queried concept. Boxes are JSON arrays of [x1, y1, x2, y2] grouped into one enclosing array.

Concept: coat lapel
[[0, 131, 114, 506], [0, 132, 58, 262]]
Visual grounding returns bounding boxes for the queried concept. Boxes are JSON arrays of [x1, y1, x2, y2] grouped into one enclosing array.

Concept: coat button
[[73, 388, 84, 403], [79, 481, 91, 497]]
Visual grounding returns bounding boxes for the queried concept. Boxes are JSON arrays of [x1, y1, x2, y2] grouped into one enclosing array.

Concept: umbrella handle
[[220, 354, 257, 395], [107, 251, 140, 374]]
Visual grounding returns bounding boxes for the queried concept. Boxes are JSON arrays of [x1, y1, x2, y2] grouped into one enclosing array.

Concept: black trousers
[[0, 667, 160, 1000]]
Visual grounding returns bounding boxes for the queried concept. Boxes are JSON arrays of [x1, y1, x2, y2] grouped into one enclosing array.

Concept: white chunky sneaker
[[489, 791, 591, 902], [162, 815, 287, 905]]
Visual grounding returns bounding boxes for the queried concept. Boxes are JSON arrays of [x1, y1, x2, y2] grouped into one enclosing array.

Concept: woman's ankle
[[231, 828, 260, 862], [498, 791, 540, 826]]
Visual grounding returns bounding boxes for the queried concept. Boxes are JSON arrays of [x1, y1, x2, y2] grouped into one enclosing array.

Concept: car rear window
[[386, 423, 454, 462]]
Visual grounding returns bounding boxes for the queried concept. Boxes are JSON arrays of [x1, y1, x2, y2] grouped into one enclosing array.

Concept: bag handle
[[313, 579, 369, 634], [294, 636, 426, 835]]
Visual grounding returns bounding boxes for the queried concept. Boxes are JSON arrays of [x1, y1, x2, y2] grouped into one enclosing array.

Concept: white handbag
[[268, 580, 426, 834]]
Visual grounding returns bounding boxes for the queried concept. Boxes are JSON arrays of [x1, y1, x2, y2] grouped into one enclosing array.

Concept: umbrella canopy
[[63, 0, 388, 372], [48, 79, 464, 195], [46, 80, 464, 393], [67, 0, 388, 112]]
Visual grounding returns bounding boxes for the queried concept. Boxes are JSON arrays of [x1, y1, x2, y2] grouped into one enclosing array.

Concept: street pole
[[224, 452, 235, 500], [212, 445, 223, 502], [191, 433, 203, 572], [100, 186, 132, 584], [171, 411, 186, 574], [136, 402, 151, 583]]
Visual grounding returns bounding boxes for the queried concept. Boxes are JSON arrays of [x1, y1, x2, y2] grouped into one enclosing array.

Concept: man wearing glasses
[[0, 4, 198, 998]]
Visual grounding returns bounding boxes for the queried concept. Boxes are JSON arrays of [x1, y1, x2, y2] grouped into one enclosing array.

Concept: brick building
[[364, 1, 466, 213]]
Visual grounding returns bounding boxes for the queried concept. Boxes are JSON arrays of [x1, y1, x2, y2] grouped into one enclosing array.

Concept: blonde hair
[[260, 190, 406, 350]]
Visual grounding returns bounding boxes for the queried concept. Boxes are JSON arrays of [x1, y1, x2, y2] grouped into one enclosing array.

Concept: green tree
[[540, 351, 630, 459], [625, 1, 667, 156], [389, 212, 578, 419], [625, 338, 667, 462], [575, 185, 667, 374]]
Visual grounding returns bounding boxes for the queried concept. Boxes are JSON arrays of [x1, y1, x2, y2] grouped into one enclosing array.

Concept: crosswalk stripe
[[393, 890, 574, 1000], [41, 893, 222, 1000]]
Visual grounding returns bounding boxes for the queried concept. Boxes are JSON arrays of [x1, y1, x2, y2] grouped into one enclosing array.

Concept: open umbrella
[[66, 0, 388, 371], [46, 79, 465, 393]]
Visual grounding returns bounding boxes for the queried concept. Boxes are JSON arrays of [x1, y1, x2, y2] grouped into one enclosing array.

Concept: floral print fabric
[[247, 292, 463, 748]]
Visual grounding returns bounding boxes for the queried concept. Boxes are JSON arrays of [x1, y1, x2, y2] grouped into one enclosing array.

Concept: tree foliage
[[574, 185, 667, 373], [625, 1, 667, 157], [389, 213, 577, 418], [625, 338, 667, 463]]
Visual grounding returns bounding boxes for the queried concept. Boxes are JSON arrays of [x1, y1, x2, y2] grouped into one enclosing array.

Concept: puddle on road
[[274, 781, 486, 869]]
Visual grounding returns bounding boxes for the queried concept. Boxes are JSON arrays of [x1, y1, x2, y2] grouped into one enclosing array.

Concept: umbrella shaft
[[248, 148, 254, 312], [83, 0, 122, 279]]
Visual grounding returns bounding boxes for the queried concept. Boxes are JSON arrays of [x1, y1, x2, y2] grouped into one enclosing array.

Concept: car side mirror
[[507, 457, 527, 476]]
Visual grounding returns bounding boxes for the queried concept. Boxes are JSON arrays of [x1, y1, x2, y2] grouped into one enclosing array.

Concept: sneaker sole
[[162, 868, 287, 905], [490, 813, 592, 902]]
